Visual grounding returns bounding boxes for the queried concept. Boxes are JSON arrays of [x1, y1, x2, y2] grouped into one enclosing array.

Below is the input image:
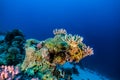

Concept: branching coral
[[82, 45, 93, 58], [53, 28, 67, 35], [45, 29, 93, 64], [62, 34, 83, 47], [0, 65, 20, 80]]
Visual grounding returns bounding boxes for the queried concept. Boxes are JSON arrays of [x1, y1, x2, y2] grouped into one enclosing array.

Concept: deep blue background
[[0, 0, 120, 79]]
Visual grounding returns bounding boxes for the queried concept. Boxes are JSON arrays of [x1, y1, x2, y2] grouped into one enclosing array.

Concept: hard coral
[[25, 39, 39, 48], [0, 29, 25, 66], [48, 29, 93, 63], [21, 40, 56, 79], [53, 28, 67, 35], [0, 29, 94, 80], [82, 45, 94, 57], [0, 65, 20, 80], [5, 29, 24, 44], [62, 34, 83, 47]]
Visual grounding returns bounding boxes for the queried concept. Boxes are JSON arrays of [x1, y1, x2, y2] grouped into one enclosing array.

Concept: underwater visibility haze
[[0, 0, 120, 80]]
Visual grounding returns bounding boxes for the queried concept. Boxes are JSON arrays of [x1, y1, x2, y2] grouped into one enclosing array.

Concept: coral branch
[[0, 65, 20, 80], [53, 29, 67, 35]]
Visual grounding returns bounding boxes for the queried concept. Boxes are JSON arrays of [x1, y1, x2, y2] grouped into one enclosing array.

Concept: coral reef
[[0, 29, 25, 65], [20, 29, 93, 80], [0, 29, 109, 80]]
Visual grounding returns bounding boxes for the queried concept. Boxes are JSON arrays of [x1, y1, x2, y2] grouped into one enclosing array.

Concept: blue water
[[0, 0, 120, 79]]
